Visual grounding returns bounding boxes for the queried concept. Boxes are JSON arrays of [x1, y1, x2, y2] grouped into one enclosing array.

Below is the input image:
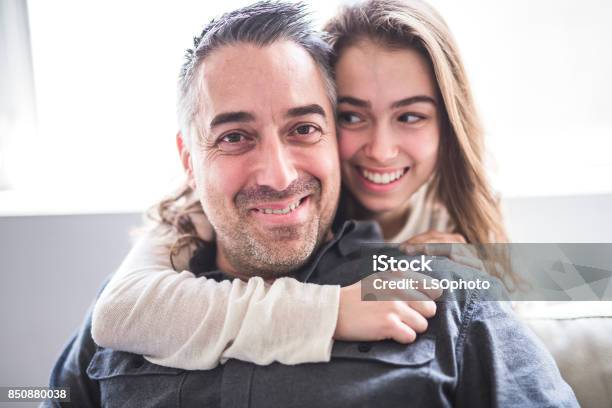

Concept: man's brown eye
[[222, 133, 244, 143], [296, 125, 314, 135], [217, 132, 255, 153]]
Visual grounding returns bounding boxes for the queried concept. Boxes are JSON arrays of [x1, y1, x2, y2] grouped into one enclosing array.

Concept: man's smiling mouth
[[250, 196, 309, 215]]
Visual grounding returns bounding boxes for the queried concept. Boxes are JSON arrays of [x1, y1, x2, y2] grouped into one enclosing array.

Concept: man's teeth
[[260, 200, 301, 215], [361, 168, 406, 184]]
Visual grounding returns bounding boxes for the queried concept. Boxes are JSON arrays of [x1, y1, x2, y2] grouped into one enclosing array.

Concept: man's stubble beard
[[202, 174, 337, 280], [216, 214, 324, 279]]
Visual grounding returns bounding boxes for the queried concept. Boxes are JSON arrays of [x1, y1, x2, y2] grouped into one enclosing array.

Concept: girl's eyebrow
[[338, 95, 437, 109], [337, 96, 371, 108], [391, 95, 437, 109]]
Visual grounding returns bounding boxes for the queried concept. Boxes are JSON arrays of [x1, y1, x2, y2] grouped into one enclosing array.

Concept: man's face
[[183, 41, 340, 279]]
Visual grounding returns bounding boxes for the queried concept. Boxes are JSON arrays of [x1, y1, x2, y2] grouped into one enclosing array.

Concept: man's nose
[[255, 135, 298, 191], [363, 124, 399, 163]]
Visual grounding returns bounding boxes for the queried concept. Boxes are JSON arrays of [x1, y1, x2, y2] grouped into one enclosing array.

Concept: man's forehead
[[202, 41, 318, 80], [198, 41, 331, 124]]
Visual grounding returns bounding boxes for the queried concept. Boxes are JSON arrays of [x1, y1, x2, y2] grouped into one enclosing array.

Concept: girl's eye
[[338, 112, 363, 125], [398, 113, 423, 124]]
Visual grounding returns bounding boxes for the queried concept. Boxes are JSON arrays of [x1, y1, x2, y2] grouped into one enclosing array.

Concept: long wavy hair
[[324, 0, 516, 284]]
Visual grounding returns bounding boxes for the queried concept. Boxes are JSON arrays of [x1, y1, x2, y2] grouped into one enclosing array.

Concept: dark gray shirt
[[46, 221, 578, 407]]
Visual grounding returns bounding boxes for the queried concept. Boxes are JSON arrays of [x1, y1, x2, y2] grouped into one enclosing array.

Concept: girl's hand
[[334, 280, 439, 344]]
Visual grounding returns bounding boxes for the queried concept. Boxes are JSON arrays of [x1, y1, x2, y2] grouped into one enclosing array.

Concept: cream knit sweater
[[91, 223, 341, 369]]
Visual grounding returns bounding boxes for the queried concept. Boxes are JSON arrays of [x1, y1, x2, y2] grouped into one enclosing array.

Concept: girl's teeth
[[362, 168, 406, 184]]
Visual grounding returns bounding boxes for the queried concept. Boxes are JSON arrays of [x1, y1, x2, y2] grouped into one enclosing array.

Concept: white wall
[[0, 213, 141, 394], [503, 194, 612, 242]]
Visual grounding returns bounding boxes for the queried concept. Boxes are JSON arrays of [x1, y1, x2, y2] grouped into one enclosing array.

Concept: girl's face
[[336, 40, 440, 217]]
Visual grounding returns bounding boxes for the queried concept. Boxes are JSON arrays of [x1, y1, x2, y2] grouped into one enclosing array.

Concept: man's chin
[[247, 217, 313, 240], [241, 223, 320, 276], [217, 208, 333, 279], [253, 231, 317, 260], [234, 242, 315, 279]]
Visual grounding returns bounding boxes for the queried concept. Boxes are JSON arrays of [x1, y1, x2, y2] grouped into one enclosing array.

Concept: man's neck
[[215, 245, 251, 281]]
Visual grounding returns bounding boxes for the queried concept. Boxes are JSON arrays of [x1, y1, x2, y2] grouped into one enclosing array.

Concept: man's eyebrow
[[285, 104, 327, 122], [390, 95, 437, 109], [337, 96, 371, 109], [210, 111, 255, 129]]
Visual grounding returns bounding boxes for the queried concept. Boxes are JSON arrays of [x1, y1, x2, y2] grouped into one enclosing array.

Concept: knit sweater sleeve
[[91, 228, 340, 370]]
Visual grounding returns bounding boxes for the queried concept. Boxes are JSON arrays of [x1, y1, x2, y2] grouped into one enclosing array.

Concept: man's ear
[[176, 131, 196, 190]]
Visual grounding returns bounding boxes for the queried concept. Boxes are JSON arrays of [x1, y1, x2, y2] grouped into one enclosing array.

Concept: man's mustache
[[235, 175, 321, 208]]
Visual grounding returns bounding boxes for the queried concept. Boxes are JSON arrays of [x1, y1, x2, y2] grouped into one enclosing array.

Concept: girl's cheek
[[406, 128, 440, 161]]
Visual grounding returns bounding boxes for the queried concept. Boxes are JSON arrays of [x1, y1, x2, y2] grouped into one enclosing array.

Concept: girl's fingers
[[451, 233, 467, 243], [406, 300, 437, 319], [389, 318, 417, 344], [396, 302, 429, 333], [385, 287, 431, 302]]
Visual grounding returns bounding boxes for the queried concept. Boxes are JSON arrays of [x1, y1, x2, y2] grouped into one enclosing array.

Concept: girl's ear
[[176, 131, 196, 190]]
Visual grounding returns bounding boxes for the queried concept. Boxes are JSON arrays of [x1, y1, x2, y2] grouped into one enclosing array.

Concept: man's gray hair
[[177, 1, 336, 142]]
